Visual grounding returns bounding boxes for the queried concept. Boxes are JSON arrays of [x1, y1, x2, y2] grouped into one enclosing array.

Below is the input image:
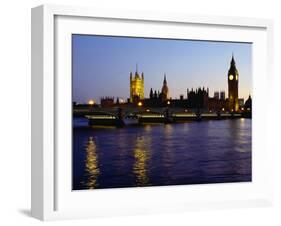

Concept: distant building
[[244, 95, 252, 110], [100, 96, 114, 108], [144, 74, 170, 107], [149, 88, 153, 99], [187, 87, 209, 109], [208, 98, 227, 112], [214, 91, 220, 100], [116, 97, 120, 105], [220, 91, 226, 100], [145, 88, 162, 107], [130, 65, 144, 103], [238, 98, 244, 109], [207, 91, 227, 111], [161, 74, 169, 102]]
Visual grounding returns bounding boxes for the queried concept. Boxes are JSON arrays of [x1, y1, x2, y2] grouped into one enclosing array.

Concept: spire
[[163, 73, 167, 85], [231, 53, 236, 67], [135, 63, 139, 77], [150, 88, 153, 99], [154, 90, 157, 98]]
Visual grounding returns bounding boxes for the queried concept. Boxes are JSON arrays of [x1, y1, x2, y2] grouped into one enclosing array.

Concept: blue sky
[[72, 35, 252, 104]]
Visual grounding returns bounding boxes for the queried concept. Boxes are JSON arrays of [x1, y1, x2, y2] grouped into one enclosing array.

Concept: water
[[72, 118, 252, 190]]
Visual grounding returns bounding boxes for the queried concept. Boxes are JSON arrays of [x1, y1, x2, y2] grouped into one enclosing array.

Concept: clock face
[[236, 74, 238, 80], [229, 75, 234, 80]]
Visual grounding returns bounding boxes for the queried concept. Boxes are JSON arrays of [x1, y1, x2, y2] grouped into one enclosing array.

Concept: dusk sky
[[72, 35, 252, 104]]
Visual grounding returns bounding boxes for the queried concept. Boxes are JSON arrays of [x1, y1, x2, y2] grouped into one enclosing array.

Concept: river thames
[[72, 118, 251, 190]]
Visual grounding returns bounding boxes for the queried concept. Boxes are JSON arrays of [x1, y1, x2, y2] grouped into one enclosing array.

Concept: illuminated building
[[161, 74, 169, 102], [228, 55, 239, 111], [130, 65, 144, 103], [238, 98, 244, 109]]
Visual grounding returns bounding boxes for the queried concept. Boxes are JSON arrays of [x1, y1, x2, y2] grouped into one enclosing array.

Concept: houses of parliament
[[128, 55, 251, 112]]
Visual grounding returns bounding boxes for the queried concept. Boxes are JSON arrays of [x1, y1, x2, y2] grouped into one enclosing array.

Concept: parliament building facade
[[127, 56, 249, 112]]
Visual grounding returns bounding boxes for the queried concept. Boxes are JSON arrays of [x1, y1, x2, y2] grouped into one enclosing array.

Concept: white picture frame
[[31, 4, 274, 221]]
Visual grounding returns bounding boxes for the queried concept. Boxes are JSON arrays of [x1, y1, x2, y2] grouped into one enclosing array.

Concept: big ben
[[227, 55, 239, 112]]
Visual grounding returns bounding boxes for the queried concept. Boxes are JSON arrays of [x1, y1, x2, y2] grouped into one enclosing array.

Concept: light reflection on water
[[133, 136, 151, 186], [81, 137, 100, 189], [72, 119, 252, 190]]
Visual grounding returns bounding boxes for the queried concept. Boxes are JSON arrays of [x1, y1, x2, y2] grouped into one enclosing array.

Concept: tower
[[161, 73, 169, 102], [130, 64, 144, 103], [227, 55, 239, 111], [149, 88, 153, 99], [214, 91, 220, 100], [220, 91, 226, 100]]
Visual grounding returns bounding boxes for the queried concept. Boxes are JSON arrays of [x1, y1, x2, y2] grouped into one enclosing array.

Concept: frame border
[[31, 4, 274, 221]]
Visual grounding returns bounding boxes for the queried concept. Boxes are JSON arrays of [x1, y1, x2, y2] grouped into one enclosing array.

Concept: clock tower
[[227, 55, 239, 112]]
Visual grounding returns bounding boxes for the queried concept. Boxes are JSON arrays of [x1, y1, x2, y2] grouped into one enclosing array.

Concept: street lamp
[[137, 101, 143, 107]]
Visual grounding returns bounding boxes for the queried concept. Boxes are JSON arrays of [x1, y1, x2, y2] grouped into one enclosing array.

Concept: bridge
[[73, 105, 250, 127]]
